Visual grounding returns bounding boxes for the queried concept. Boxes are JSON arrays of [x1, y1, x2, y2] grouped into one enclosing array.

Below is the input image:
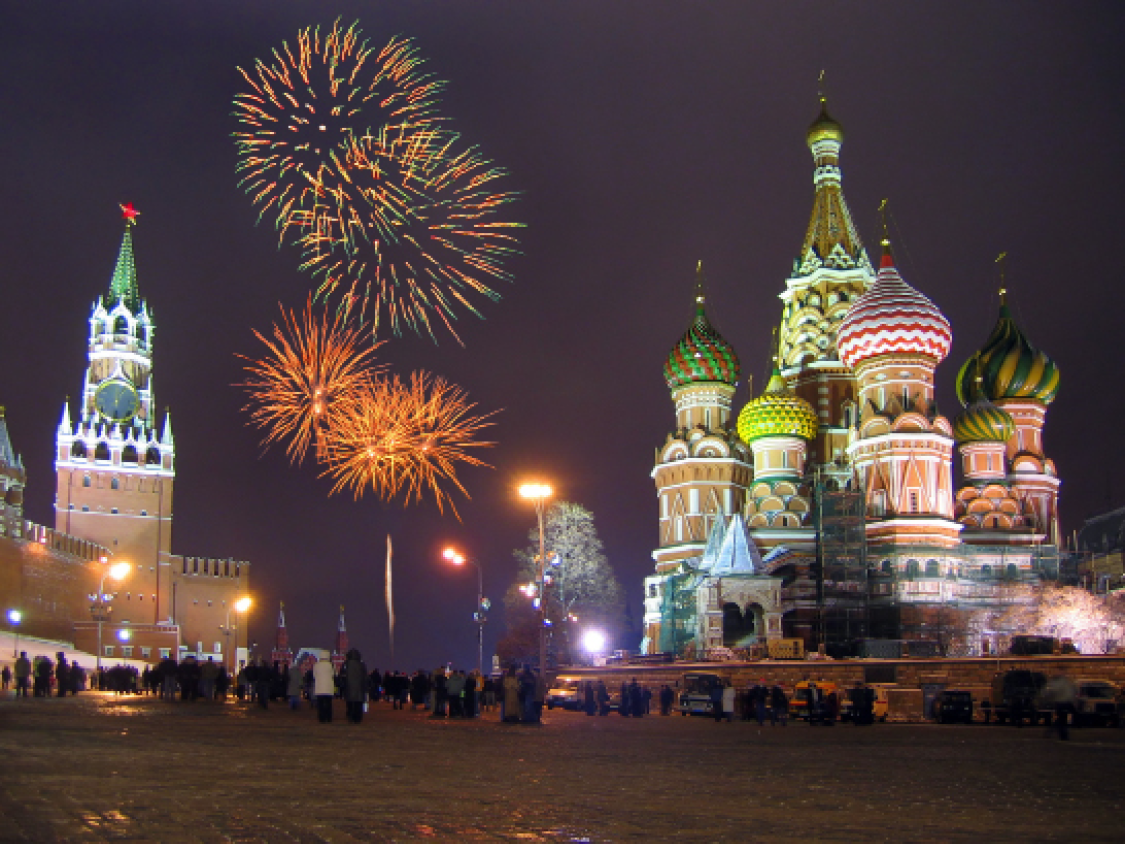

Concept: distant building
[[643, 98, 1061, 658]]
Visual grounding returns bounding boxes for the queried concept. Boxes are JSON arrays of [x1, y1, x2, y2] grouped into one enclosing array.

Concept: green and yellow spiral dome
[[737, 367, 819, 443], [665, 299, 740, 390], [956, 298, 1059, 406], [953, 396, 1016, 444]]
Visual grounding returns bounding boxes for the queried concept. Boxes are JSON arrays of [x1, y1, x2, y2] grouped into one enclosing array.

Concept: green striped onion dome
[[665, 300, 740, 390], [953, 396, 1016, 444], [737, 367, 819, 443], [956, 301, 1059, 406]]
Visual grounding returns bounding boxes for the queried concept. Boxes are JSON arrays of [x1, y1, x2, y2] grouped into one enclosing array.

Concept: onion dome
[[953, 394, 1016, 443], [807, 98, 844, 146], [664, 265, 740, 390], [837, 242, 952, 369], [955, 292, 1059, 406], [737, 365, 819, 443]]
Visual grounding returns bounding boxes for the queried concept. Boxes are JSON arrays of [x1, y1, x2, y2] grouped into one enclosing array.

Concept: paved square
[[1, 693, 1122, 842]]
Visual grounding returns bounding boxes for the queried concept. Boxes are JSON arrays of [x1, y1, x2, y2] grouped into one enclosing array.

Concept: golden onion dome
[[807, 99, 844, 146], [737, 366, 819, 444]]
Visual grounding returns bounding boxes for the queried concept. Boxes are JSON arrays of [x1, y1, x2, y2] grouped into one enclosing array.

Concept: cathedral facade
[[642, 101, 1061, 658], [1, 209, 252, 669]]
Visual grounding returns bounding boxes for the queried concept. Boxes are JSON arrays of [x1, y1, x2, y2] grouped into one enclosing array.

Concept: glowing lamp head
[[117, 629, 132, 642], [108, 562, 132, 581], [582, 630, 607, 653], [7, 609, 21, 625], [519, 483, 553, 500], [234, 597, 252, 614], [443, 548, 466, 566]]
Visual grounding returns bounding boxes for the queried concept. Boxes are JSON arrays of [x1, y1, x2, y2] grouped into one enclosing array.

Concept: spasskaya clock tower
[[54, 205, 175, 624]]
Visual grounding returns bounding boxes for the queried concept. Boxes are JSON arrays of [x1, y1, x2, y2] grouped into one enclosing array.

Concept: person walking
[[312, 658, 335, 723], [771, 685, 789, 727], [502, 666, 520, 722], [343, 649, 368, 724], [659, 684, 674, 716]]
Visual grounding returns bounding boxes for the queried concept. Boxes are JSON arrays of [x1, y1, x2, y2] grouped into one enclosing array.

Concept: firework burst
[[322, 370, 497, 517], [239, 299, 383, 464], [232, 19, 444, 244], [234, 21, 522, 342]]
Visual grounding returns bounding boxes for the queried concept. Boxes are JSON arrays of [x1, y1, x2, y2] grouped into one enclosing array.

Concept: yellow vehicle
[[789, 680, 841, 722], [869, 683, 894, 722]]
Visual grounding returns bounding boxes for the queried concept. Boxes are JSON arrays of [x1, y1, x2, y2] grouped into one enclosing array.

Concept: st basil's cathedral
[[641, 98, 1061, 658]]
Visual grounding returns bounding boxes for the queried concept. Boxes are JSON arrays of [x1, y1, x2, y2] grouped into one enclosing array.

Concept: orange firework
[[322, 370, 497, 517], [239, 299, 383, 464]]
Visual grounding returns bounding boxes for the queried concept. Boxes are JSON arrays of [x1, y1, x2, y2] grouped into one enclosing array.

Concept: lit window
[[122, 646, 133, 658], [104, 646, 115, 657]]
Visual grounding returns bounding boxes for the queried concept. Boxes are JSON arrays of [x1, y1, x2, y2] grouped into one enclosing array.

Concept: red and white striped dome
[[837, 247, 952, 368]]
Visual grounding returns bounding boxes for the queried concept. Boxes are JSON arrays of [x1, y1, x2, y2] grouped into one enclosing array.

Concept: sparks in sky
[[322, 370, 497, 517], [233, 19, 522, 343], [238, 299, 383, 464]]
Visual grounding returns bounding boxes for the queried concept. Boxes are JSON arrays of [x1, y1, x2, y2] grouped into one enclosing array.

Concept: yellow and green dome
[[956, 296, 1059, 406], [665, 272, 740, 391], [737, 367, 819, 443], [953, 396, 1016, 444]]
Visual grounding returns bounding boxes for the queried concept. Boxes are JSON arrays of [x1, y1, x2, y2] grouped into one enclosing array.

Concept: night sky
[[2, 2, 1123, 672]]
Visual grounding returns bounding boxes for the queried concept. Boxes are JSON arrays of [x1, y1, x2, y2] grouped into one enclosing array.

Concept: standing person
[[447, 669, 465, 718], [1, 665, 10, 690], [502, 665, 520, 722], [34, 655, 53, 697], [200, 657, 219, 701], [771, 685, 789, 727], [596, 680, 610, 716], [533, 670, 547, 723], [431, 667, 448, 718], [710, 680, 724, 722], [464, 671, 479, 717], [55, 653, 70, 697], [629, 679, 644, 718], [585, 681, 598, 716], [14, 652, 30, 698], [755, 679, 769, 725], [287, 661, 304, 709], [619, 682, 631, 718], [254, 658, 272, 709], [312, 658, 335, 723], [659, 684, 674, 716], [722, 683, 736, 722], [343, 649, 368, 724]]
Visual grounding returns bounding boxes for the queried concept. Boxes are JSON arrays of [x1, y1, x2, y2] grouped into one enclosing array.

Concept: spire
[[109, 204, 141, 312], [161, 409, 173, 445], [272, 601, 292, 665], [0, 407, 16, 466], [794, 91, 869, 277], [331, 605, 349, 670], [58, 399, 73, 437]]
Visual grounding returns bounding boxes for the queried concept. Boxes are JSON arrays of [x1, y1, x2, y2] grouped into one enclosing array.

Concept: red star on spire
[[120, 202, 140, 225]]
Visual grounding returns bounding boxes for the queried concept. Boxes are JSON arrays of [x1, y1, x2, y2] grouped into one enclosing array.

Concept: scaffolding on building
[[813, 475, 871, 655], [657, 567, 700, 656]]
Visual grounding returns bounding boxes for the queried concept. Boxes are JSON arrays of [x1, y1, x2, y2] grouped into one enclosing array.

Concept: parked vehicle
[[546, 676, 582, 710], [789, 680, 842, 722], [984, 670, 1049, 725], [935, 689, 974, 723], [678, 672, 728, 715], [1074, 679, 1120, 727]]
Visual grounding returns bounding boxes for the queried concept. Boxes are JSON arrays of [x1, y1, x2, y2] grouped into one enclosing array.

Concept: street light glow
[[234, 596, 252, 614], [108, 561, 132, 581], [582, 629, 607, 652], [519, 482, 553, 500], [117, 629, 132, 642], [7, 609, 20, 625], [443, 547, 466, 566]]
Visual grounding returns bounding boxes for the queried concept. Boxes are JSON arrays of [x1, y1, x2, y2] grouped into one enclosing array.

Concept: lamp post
[[519, 482, 553, 676], [7, 609, 21, 658], [219, 596, 252, 672], [443, 548, 486, 672], [90, 560, 132, 676]]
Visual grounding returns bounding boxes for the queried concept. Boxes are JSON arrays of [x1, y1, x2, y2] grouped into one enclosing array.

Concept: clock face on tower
[[94, 379, 139, 422]]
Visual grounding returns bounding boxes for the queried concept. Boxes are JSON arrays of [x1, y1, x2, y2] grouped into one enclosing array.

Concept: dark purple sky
[[1, 2, 1122, 671]]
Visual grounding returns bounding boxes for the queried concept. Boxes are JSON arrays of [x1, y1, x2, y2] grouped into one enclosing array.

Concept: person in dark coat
[[659, 684, 675, 716], [343, 649, 368, 723], [710, 680, 724, 722], [596, 680, 610, 716], [629, 679, 644, 717], [771, 685, 789, 726], [619, 682, 631, 717], [584, 681, 597, 716], [55, 653, 70, 697]]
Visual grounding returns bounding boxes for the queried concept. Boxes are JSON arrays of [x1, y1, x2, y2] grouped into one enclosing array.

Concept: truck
[[983, 670, 1050, 725], [678, 672, 728, 716], [1073, 679, 1121, 727]]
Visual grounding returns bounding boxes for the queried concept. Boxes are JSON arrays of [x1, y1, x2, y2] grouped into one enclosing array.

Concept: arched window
[[82, 475, 91, 488], [146, 447, 161, 465], [905, 559, 921, 579], [880, 559, 893, 575], [111, 478, 119, 491], [95, 442, 110, 461], [925, 560, 940, 578], [113, 315, 129, 334], [122, 445, 138, 464], [1006, 563, 1019, 580], [71, 442, 87, 458], [981, 564, 993, 577]]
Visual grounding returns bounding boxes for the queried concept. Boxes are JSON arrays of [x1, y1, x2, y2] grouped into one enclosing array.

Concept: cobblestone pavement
[[1, 692, 1122, 843]]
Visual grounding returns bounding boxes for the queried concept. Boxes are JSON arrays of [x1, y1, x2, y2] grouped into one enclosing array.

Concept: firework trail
[[386, 533, 395, 664], [322, 370, 497, 517], [238, 298, 383, 464], [233, 20, 522, 342]]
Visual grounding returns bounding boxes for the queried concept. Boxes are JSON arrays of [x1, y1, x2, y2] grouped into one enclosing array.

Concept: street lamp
[[443, 547, 488, 673], [7, 609, 21, 658], [90, 560, 132, 676], [582, 628, 606, 664], [519, 482, 553, 677], [219, 596, 252, 672]]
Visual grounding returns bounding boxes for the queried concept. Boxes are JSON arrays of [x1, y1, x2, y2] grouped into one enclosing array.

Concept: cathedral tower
[[54, 207, 175, 625], [838, 242, 961, 548], [954, 290, 1060, 544], [652, 265, 751, 572], [777, 97, 875, 481]]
